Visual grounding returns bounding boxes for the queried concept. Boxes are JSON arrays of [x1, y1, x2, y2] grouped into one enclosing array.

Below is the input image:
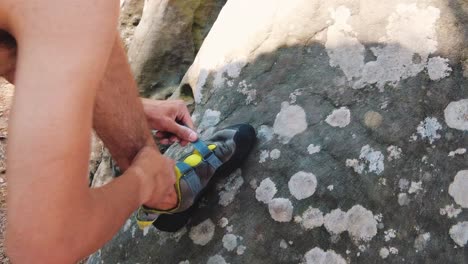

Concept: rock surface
[[90, 0, 468, 263], [127, 0, 226, 99]]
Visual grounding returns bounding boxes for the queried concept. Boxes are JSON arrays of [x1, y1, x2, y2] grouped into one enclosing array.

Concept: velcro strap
[[205, 152, 223, 170], [191, 140, 223, 170], [176, 162, 203, 195], [176, 161, 192, 175], [192, 140, 212, 158]]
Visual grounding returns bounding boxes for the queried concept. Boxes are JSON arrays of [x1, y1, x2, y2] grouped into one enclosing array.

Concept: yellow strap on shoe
[[137, 219, 154, 230]]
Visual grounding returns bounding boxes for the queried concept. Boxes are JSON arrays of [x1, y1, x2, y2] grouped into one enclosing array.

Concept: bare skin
[[0, 0, 197, 262]]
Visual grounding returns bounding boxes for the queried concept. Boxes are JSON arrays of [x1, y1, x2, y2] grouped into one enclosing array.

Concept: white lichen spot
[[389, 247, 399, 255], [374, 214, 383, 223], [346, 205, 378, 242], [288, 171, 317, 200], [325, 6, 365, 81], [172, 227, 188, 243], [289, 89, 302, 104], [143, 226, 150, 236], [300, 207, 324, 230], [358, 245, 367, 252], [226, 225, 233, 233], [414, 232, 431, 251], [449, 148, 467, 157], [198, 109, 221, 132], [399, 179, 410, 191], [440, 204, 462, 218], [236, 245, 246, 255], [249, 178, 258, 190], [449, 222, 468, 247], [444, 99, 468, 131], [207, 254, 228, 264], [384, 229, 397, 242], [268, 198, 293, 222], [327, 4, 440, 90], [325, 107, 351, 128], [131, 226, 136, 238], [360, 145, 385, 174], [213, 61, 247, 90], [258, 125, 274, 142], [379, 178, 387, 186], [379, 247, 389, 259], [280, 239, 288, 249], [347, 145, 385, 175], [346, 159, 363, 174], [218, 217, 229, 228], [398, 193, 410, 206], [222, 234, 238, 252], [427, 56, 452, 81], [218, 169, 244, 207], [387, 146, 402, 161], [237, 80, 257, 105], [356, 4, 441, 90], [189, 219, 215, 246], [294, 215, 303, 224], [270, 149, 281, 160], [255, 178, 277, 204], [327, 185, 334, 191], [416, 117, 442, 144], [307, 144, 321, 155], [123, 219, 132, 232], [273, 102, 308, 144], [259, 150, 269, 163], [449, 170, 468, 208], [179, 261, 190, 264], [324, 209, 348, 235], [304, 247, 346, 264], [381, 100, 389, 110], [194, 69, 209, 104], [408, 181, 423, 194]]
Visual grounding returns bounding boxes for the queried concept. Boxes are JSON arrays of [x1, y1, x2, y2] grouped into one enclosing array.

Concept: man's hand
[[131, 146, 178, 210], [141, 98, 198, 146]]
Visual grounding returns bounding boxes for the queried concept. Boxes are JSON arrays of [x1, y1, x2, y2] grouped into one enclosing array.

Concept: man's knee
[[0, 30, 16, 83]]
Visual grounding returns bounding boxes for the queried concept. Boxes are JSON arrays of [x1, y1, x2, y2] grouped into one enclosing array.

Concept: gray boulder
[[90, 0, 468, 263], [127, 0, 227, 99]]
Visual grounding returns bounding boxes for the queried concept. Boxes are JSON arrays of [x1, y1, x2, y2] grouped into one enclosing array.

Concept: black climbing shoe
[[136, 124, 256, 232]]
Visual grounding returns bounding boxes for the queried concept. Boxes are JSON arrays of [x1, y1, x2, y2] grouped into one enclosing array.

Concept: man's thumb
[[173, 123, 198, 142]]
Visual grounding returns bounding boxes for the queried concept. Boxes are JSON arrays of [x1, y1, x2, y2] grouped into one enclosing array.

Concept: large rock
[[128, 0, 226, 99], [119, 0, 145, 49], [90, 0, 468, 263]]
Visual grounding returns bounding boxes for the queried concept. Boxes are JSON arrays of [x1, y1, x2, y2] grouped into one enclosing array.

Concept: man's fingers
[[164, 121, 198, 142], [169, 135, 179, 144], [159, 139, 170, 145], [175, 101, 195, 130]]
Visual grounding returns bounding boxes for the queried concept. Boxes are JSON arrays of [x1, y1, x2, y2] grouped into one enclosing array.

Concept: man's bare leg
[[93, 37, 177, 209], [3, 0, 181, 262]]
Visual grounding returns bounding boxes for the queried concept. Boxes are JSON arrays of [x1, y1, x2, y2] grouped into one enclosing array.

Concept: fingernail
[[189, 131, 198, 141]]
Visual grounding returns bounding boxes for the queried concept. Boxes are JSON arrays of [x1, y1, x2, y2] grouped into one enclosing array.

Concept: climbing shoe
[[136, 124, 256, 232]]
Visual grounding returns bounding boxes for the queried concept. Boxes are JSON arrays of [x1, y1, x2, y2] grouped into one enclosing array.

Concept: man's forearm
[[7, 165, 146, 263]]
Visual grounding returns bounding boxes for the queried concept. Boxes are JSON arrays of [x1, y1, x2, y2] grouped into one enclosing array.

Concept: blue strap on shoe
[[192, 140, 223, 170], [176, 162, 203, 195]]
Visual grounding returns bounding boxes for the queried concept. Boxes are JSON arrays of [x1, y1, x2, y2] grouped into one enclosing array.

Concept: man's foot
[[136, 124, 256, 231]]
